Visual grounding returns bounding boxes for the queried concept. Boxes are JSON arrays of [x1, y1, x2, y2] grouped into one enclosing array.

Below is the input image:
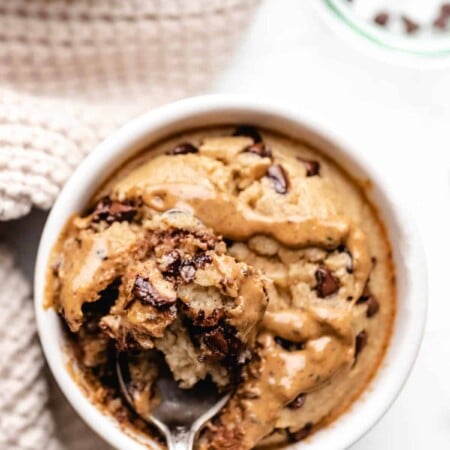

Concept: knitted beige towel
[[0, 1, 260, 448]]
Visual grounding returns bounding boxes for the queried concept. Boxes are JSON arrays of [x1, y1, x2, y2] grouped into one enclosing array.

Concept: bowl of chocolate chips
[[34, 95, 427, 449], [314, 0, 450, 65]]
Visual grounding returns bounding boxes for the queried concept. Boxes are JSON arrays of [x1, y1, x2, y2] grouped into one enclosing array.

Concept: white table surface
[[2, 1, 449, 448]]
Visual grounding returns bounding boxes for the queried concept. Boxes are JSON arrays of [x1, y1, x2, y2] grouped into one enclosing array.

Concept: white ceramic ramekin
[[34, 95, 427, 450]]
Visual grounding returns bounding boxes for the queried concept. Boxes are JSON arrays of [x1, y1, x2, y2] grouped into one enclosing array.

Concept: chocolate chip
[[356, 285, 380, 318], [433, 6, 450, 30], [192, 252, 212, 268], [242, 142, 272, 158], [179, 262, 196, 282], [434, 15, 447, 29], [161, 250, 182, 277], [402, 16, 420, 34], [366, 296, 380, 318], [296, 157, 320, 177], [355, 330, 368, 358], [374, 12, 389, 26], [193, 322, 243, 374], [192, 308, 225, 328], [132, 276, 176, 309], [162, 249, 211, 281], [266, 164, 289, 194], [203, 327, 229, 358], [433, 5, 450, 29], [92, 196, 137, 224], [289, 423, 313, 442], [288, 393, 307, 409], [211, 324, 242, 358], [165, 142, 198, 155], [442, 3, 450, 16], [232, 125, 262, 143], [222, 326, 244, 364], [337, 244, 353, 273], [315, 266, 340, 298], [275, 336, 305, 352]]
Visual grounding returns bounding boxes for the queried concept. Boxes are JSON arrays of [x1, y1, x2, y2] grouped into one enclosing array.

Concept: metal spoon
[[116, 353, 230, 450]]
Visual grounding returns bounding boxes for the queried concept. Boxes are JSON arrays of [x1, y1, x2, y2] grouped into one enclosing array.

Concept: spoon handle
[[167, 427, 195, 450]]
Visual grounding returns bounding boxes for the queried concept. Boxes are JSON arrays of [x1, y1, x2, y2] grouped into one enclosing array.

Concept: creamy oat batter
[[47, 125, 395, 449]]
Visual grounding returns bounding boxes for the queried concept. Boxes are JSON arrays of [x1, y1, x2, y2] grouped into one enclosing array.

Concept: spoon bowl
[[116, 353, 231, 450]]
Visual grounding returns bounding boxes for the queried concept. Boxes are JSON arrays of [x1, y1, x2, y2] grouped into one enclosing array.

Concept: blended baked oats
[[47, 125, 395, 449]]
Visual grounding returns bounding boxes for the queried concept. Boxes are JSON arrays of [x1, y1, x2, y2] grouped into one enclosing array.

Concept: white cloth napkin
[[0, 1, 259, 448]]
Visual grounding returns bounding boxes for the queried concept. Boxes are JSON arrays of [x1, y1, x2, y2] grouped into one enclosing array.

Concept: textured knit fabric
[[0, 1, 260, 448], [0, 0, 259, 220], [0, 246, 62, 450]]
